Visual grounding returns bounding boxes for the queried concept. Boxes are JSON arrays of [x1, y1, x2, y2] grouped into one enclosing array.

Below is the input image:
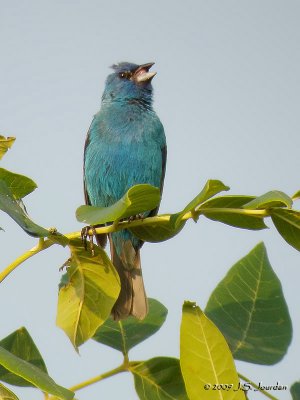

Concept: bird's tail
[[110, 237, 148, 321]]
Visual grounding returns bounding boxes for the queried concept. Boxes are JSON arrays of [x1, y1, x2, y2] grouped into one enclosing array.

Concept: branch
[[238, 373, 279, 400], [0, 238, 52, 283], [68, 363, 127, 393], [0, 207, 269, 284]]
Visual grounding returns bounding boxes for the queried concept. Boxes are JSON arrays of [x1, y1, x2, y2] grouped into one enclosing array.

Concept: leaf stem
[[238, 373, 279, 400], [68, 207, 269, 238], [68, 364, 127, 393], [118, 321, 128, 358], [0, 238, 52, 283], [198, 207, 269, 217], [0, 207, 270, 283]]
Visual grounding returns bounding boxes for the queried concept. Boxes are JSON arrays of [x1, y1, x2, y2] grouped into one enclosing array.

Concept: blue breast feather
[[84, 102, 166, 251], [85, 103, 165, 207]]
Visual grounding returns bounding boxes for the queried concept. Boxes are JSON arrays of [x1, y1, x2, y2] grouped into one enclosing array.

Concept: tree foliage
[[0, 137, 298, 399]]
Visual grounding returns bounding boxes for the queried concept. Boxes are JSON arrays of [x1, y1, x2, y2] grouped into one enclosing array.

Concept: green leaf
[[130, 357, 188, 400], [0, 383, 19, 400], [0, 168, 37, 199], [201, 195, 257, 209], [180, 301, 243, 400], [0, 181, 67, 244], [130, 181, 230, 243], [56, 242, 120, 349], [291, 382, 300, 400], [292, 190, 300, 201], [205, 242, 292, 365], [183, 179, 230, 211], [271, 209, 300, 251], [0, 347, 73, 399], [76, 184, 160, 225], [199, 195, 267, 230], [0, 327, 47, 387], [242, 190, 292, 209], [93, 298, 168, 353], [171, 180, 230, 228], [202, 209, 267, 230], [130, 219, 186, 243], [0, 136, 15, 160], [0, 180, 49, 237]]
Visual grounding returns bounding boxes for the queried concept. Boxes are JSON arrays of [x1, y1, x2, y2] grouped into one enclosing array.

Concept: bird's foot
[[81, 225, 97, 256], [127, 213, 144, 223]]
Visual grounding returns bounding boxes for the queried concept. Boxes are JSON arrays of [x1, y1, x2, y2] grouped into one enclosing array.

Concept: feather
[[84, 62, 166, 319]]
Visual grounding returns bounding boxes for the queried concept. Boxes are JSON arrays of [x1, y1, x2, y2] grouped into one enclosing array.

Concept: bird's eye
[[119, 71, 131, 79]]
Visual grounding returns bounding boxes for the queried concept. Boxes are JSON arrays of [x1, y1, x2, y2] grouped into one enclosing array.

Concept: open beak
[[133, 62, 156, 83]]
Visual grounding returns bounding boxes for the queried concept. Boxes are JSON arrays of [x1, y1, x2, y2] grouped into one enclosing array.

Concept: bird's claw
[[81, 225, 97, 256], [128, 213, 144, 223]]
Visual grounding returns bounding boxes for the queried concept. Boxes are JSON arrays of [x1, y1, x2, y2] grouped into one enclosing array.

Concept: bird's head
[[102, 62, 156, 106]]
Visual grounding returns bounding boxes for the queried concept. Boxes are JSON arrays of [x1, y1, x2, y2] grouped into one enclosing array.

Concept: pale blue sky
[[1, 1, 300, 399]]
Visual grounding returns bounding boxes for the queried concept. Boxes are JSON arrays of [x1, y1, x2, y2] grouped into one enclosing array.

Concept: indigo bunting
[[84, 62, 167, 320]]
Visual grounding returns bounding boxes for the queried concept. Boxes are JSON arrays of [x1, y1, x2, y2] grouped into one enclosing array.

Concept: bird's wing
[[83, 126, 92, 205], [148, 144, 167, 219], [83, 119, 107, 248], [160, 144, 167, 195]]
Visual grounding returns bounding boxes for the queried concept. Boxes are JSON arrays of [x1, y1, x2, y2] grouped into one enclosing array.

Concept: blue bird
[[84, 62, 167, 320]]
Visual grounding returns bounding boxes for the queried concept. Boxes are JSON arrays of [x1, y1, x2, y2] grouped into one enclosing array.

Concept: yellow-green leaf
[[0, 180, 67, 245], [130, 357, 188, 400], [0, 180, 49, 237], [271, 209, 300, 251], [242, 190, 292, 210], [0, 347, 73, 400], [93, 298, 168, 353], [0, 327, 47, 387], [76, 184, 160, 225], [199, 195, 267, 230], [0, 168, 37, 199], [171, 179, 230, 228], [0, 136, 15, 160], [56, 242, 120, 349], [130, 219, 186, 243], [292, 190, 300, 201], [0, 383, 19, 399], [180, 301, 244, 400]]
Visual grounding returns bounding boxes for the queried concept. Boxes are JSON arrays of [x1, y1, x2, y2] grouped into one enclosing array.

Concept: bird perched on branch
[[83, 62, 167, 320]]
